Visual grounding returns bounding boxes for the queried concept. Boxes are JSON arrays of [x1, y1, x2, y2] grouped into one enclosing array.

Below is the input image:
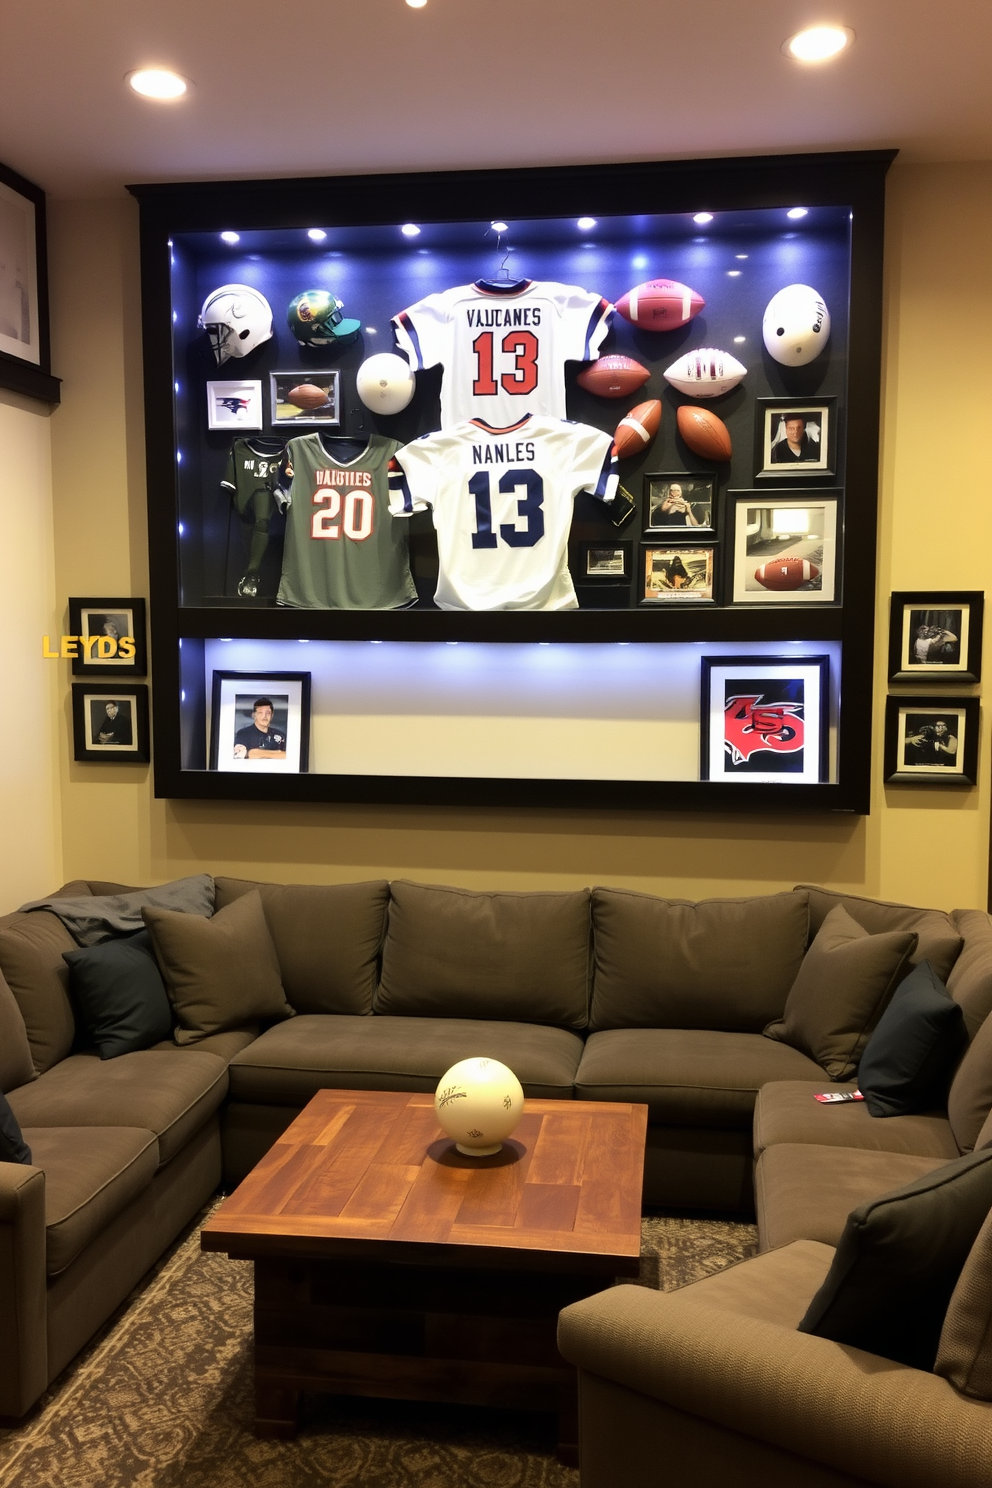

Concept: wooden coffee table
[[201, 1088, 647, 1462]]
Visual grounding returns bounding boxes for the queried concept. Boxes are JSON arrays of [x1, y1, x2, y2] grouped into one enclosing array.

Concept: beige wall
[[37, 163, 991, 910]]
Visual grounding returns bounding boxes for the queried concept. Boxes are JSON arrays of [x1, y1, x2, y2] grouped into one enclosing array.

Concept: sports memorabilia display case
[[131, 149, 894, 809]]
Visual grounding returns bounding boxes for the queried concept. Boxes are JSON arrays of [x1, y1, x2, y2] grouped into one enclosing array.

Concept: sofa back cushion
[[214, 877, 388, 1015], [589, 888, 809, 1033], [947, 910, 992, 1040], [947, 1009, 992, 1153], [0, 971, 35, 1090], [0, 910, 78, 1074], [797, 885, 962, 983], [374, 881, 591, 1029]]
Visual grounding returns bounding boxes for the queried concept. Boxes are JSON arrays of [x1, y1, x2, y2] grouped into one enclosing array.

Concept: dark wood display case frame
[[130, 148, 895, 812]]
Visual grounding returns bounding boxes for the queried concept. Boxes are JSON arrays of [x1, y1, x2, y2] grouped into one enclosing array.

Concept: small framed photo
[[71, 685, 149, 763], [206, 379, 263, 431], [645, 474, 715, 533], [888, 591, 984, 684], [700, 655, 829, 784], [642, 545, 716, 602], [883, 696, 979, 786], [270, 371, 340, 426], [209, 672, 311, 773], [732, 494, 839, 603], [0, 161, 44, 377], [582, 543, 629, 580], [68, 597, 147, 676], [755, 398, 835, 479]]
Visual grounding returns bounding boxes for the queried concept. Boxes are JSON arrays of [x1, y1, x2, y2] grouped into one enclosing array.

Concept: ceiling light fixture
[[783, 25, 854, 63], [220, 231, 240, 244], [406, 0, 427, 9], [401, 223, 421, 237], [308, 228, 327, 242], [693, 212, 713, 225], [787, 207, 809, 219], [577, 217, 597, 230], [127, 68, 188, 100], [491, 221, 509, 233]]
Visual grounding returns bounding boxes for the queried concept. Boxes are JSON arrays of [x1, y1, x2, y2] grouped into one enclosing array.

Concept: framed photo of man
[[68, 597, 148, 677], [71, 684, 150, 763], [888, 591, 983, 683], [209, 671, 311, 773], [644, 474, 715, 533], [755, 398, 836, 479], [883, 696, 979, 786]]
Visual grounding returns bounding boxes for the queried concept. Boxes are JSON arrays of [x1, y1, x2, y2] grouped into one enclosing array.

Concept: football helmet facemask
[[198, 284, 274, 365]]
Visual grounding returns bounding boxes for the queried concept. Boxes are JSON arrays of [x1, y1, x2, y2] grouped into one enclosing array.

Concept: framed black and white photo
[[209, 671, 311, 773], [755, 398, 836, 479], [732, 494, 839, 603], [206, 379, 263, 431], [581, 543, 629, 580], [0, 159, 58, 403], [68, 597, 147, 676], [700, 655, 829, 784], [270, 371, 340, 427], [888, 591, 983, 684], [71, 684, 149, 763], [644, 474, 715, 533], [641, 545, 715, 602], [883, 696, 979, 786]]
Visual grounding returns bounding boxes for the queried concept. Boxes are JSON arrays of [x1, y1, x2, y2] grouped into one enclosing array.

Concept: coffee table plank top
[[204, 1090, 646, 1265]]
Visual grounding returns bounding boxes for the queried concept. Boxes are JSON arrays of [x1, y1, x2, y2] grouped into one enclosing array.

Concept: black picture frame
[[580, 542, 630, 580], [0, 159, 59, 405], [641, 543, 716, 603], [883, 695, 980, 786], [71, 684, 150, 763], [754, 398, 836, 480], [888, 591, 984, 684], [68, 597, 148, 677], [700, 654, 830, 784], [269, 370, 340, 427], [208, 671, 311, 772], [644, 473, 716, 533], [731, 491, 841, 605]]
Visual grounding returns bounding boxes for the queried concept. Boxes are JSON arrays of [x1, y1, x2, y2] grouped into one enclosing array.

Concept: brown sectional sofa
[[3, 873, 992, 1445]]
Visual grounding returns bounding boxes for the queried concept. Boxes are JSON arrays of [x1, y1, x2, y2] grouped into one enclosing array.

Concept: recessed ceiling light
[[220, 231, 240, 244], [308, 228, 327, 242], [733, 336, 746, 343], [401, 223, 421, 237], [577, 217, 597, 230], [693, 212, 713, 225], [727, 270, 741, 277], [406, 0, 427, 9], [787, 207, 809, 220], [127, 68, 188, 100], [783, 25, 854, 63], [491, 221, 509, 233]]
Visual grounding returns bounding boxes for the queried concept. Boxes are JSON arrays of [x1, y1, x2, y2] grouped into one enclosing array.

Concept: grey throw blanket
[[20, 874, 215, 945]]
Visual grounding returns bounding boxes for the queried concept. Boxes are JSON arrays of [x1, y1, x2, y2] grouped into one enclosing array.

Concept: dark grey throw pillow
[[63, 930, 173, 1059], [858, 960, 966, 1118], [0, 1091, 31, 1164], [798, 1150, 992, 1370]]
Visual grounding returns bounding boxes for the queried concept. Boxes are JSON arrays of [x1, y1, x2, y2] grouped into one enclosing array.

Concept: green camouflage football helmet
[[287, 289, 361, 349]]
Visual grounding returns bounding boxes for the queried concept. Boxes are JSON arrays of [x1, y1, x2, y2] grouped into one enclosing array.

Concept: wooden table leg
[[255, 1381, 300, 1438]]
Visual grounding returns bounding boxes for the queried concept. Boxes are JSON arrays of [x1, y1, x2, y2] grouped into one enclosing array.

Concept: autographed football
[[575, 354, 650, 398], [676, 405, 732, 461], [286, 383, 330, 410], [762, 283, 831, 367], [612, 399, 661, 459], [754, 557, 820, 591], [663, 348, 746, 398], [616, 279, 705, 332]]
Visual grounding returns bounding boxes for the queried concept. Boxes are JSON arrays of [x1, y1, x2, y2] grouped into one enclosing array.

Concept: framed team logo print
[[888, 591, 983, 684], [645, 474, 715, 533], [68, 597, 147, 676], [270, 371, 340, 427], [71, 684, 150, 763], [755, 398, 836, 479], [700, 655, 829, 784], [883, 696, 979, 786], [641, 545, 716, 602], [206, 379, 263, 431], [732, 494, 839, 604], [209, 671, 311, 773]]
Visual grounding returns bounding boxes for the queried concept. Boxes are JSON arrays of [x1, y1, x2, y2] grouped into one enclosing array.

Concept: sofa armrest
[[559, 1283, 992, 1488], [0, 1162, 48, 1417]]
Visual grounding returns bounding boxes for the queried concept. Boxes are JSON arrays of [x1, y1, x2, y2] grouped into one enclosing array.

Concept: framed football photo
[[270, 371, 340, 426], [732, 495, 839, 604], [883, 696, 979, 786], [71, 684, 150, 763], [68, 597, 148, 676], [641, 545, 715, 602], [645, 474, 715, 533], [209, 671, 311, 773], [888, 591, 983, 684], [755, 398, 836, 479], [700, 655, 829, 784]]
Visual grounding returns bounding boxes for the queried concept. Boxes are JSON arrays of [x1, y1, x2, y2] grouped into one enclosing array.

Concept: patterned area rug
[[0, 1209, 756, 1488]]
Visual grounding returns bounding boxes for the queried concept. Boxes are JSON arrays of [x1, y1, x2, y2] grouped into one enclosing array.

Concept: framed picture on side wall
[[209, 671, 311, 773], [68, 597, 148, 676], [700, 655, 829, 784], [71, 684, 150, 763], [0, 159, 58, 404], [883, 695, 979, 785], [888, 591, 983, 683]]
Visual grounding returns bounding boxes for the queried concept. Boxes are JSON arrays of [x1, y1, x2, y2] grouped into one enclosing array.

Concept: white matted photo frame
[[68, 597, 147, 676], [755, 398, 836, 479], [888, 591, 983, 684], [700, 655, 829, 784], [0, 158, 58, 404], [71, 684, 150, 763], [883, 695, 979, 786], [732, 493, 839, 604], [644, 473, 715, 533], [209, 671, 311, 773], [270, 371, 340, 427], [641, 544, 716, 602], [206, 379, 263, 431]]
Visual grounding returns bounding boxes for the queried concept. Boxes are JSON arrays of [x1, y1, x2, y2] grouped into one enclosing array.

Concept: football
[[762, 284, 831, 367], [676, 405, 732, 461], [663, 348, 747, 398], [616, 279, 705, 332], [612, 399, 661, 459], [575, 354, 650, 398], [286, 383, 330, 410], [754, 558, 820, 591]]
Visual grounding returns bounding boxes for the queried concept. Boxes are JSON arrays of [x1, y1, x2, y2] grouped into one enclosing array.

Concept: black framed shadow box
[[129, 148, 895, 811]]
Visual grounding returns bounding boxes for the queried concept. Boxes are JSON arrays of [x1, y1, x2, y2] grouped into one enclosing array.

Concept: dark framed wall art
[[68, 597, 148, 677], [71, 684, 150, 763], [888, 591, 983, 684], [0, 158, 59, 404], [883, 695, 979, 787]]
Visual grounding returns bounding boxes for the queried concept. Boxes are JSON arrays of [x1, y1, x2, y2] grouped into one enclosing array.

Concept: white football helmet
[[198, 284, 273, 365], [355, 352, 416, 415], [762, 284, 831, 367]]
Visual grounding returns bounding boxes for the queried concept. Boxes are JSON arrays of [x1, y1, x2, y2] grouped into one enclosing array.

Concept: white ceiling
[[2, 0, 991, 198]]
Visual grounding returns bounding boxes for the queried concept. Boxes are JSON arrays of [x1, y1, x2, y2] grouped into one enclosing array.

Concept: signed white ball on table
[[434, 1057, 524, 1156]]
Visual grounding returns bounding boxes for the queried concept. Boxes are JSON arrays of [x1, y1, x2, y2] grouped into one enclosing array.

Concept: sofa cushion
[[673, 1238, 838, 1328], [8, 1049, 230, 1166], [947, 1008, 992, 1154], [20, 874, 215, 946], [797, 1150, 992, 1370], [0, 910, 77, 1073], [753, 1080, 962, 1163], [798, 884, 963, 983], [935, 1204, 992, 1398], [947, 909, 992, 1039], [589, 888, 809, 1033], [63, 930, 173, 1059], [374, 881, 591, 1029], [857, 961, 966, 1118], [143, 890, 293, 1045], [0, 971, 34, 1091], [0, 1091, 31, 1163], [764, 905, 917, 1080], [576, 1029, 825, 1128], [228, 1014, 584, 1105], [214, 877, 388, 1015], [23, 1125, 159, 1276]]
